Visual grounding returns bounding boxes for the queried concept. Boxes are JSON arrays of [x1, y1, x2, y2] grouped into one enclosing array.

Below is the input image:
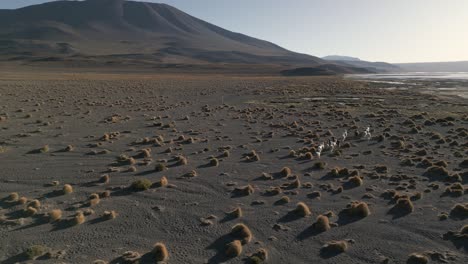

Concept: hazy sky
[[2, 0, 468, 63]]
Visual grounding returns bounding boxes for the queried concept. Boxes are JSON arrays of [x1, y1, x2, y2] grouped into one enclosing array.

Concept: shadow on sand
[[206, 233, 238, 264]]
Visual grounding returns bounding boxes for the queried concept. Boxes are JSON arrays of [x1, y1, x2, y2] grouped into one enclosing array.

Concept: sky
[[2, 0, 468, 63]]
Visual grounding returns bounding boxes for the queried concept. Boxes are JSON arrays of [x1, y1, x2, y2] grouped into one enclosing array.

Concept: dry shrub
[[249, 153, 260, 162], [48, 209, 62, 222], [329, 167, 350, 177], [210, 158, 220, 167], [28, 199, 41, 209], [99, 174, 110, 184], [131, 179, 152, 191], [25, 245, 49, 260], [321, 240, 348, 255], [89, 193, 100, 206], [7, 192, 19, 202], [276, 196, 290, 205], [343, 201, 370, 218], [127, 166, 137, 172], [225, 240, 242, 257], [61, 144, 73, 152], [407, 253, 428, 264], [248, 248, 268, 263], [103, 210, 117, 220], [18, 197, 28, 204], [411, 192, 423, 201], [25, 206, 38, 216], [289, 179, 301, 189], [121, 251, 140, 263], [100, 190, 111, 198], [74, 211, 86, 225], [116, 154, 136, 165], [264, 186, 282, 196], [155, 163, 167, 172], [136, 149, 151, 159], [307, 191, 321, 199], [63, 184, 73, 194], [229, 207, 243, 218], [346, 176, 363, 187], [294, 202, 311, 217], [153, 242, 169, 262], [459, 224, 468, 235], [424, 166, 449, 180], [313, 161, 326, 170], [176, 155, 188, 166], [231, 223, 253, 244], [444, 183, 465, 197], [392, 198, 414, 215], [279, 167, 292, 177], [233, 185, 254, 196], [304, 152, 313, 160], [312, 215, 331, 232], [375, 165, 388, 173], [159, 176, 169, 187], [38, 145, 49, 153], [450, 203, 468, 219]]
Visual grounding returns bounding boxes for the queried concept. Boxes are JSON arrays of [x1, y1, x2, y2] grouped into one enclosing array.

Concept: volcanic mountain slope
[[0, 0, 373, 73], [0, 0, 316, 65]]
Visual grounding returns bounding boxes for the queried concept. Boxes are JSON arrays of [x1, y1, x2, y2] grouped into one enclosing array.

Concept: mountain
[[322, 55, 361, 61], [0, 0, 372, 74], [322, 55, 400, 72], [281, 64, 374, 76], [396, 61, 468, 72]]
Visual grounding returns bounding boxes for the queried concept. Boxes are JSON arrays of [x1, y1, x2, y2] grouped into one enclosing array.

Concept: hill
[[322, 55, 400, 72], [322, 55, 361, 61], [0, 0, 371, 74]]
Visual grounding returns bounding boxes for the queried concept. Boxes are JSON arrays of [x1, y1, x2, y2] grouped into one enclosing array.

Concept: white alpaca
[[318, 143, 324, 153], [342, 130, 348, 141], [316, 143, 324, 158], [330, 140, 337, 152], [364, 126, 371, 140], [315, 150, 321, 158]]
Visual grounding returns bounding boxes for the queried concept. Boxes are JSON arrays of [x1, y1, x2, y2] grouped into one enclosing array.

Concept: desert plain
[[0, 70, 467, 264]]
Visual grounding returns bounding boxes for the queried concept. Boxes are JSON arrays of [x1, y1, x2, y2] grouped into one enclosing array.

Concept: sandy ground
[[0, 72, 467, 264]]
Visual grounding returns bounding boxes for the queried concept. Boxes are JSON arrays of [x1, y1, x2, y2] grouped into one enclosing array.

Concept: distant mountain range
[[0, 0, 374, 74], [322, 55, 361, 61], [323, 55, 468, 73], [322, 55, 400, 73]]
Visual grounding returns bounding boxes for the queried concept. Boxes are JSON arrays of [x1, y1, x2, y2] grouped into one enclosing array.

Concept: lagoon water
[[349, 72, 468, 80], [348, 72, 468, 99]]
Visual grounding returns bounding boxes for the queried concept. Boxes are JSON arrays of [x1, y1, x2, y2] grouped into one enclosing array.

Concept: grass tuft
[[231, 223, 253, 244], [131, 179, 152, 191], [63, 184, 73, 194], [225, 240, 242, 257], [152, 242, 169, 262], [312, 215, 331, 232], [48, 209, 62, 222], [74, 211, 86, 225], [294, 202, 311, 217], [25, 245, 49, 260]]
